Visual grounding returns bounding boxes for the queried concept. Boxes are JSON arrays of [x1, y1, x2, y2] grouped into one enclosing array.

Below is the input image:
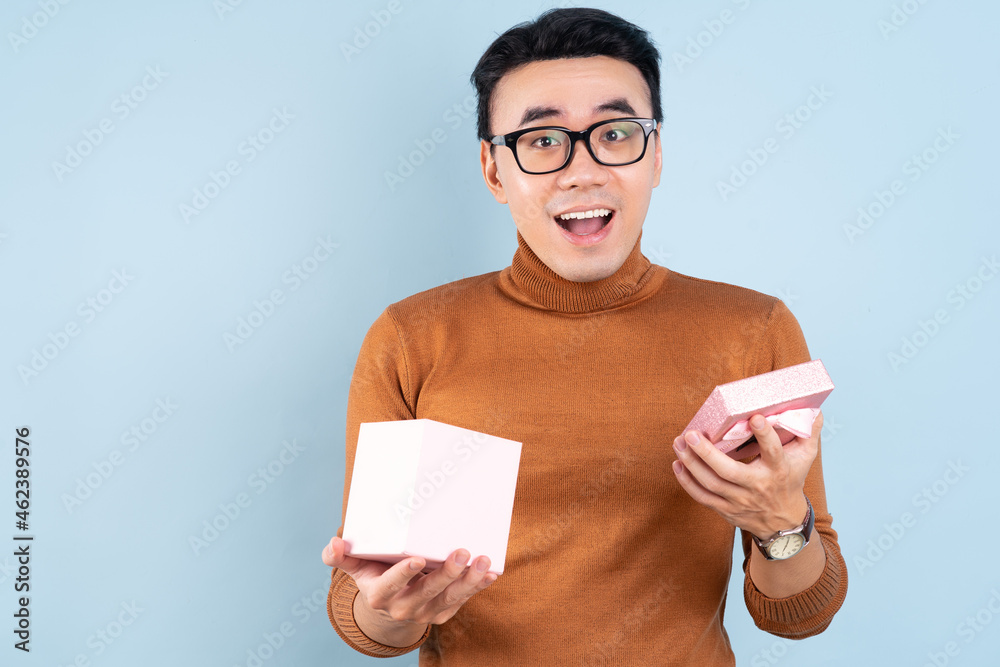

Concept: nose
[[556, 136, 609, 188]]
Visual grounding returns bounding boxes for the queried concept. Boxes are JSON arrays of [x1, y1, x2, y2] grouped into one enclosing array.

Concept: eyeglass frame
[[490, 117, 658, 175]]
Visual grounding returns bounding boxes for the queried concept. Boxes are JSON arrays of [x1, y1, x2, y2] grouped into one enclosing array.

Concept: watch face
[[768, 533, 805, 560]]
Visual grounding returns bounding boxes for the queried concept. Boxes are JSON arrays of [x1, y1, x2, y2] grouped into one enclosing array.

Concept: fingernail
[[684, 431, 699, 447], [475, 558, 489, 572], [409, 560, 422, 571], [751, 415, 766, 429], [455, 552, 469, 566], [484, 574, 498, 584]]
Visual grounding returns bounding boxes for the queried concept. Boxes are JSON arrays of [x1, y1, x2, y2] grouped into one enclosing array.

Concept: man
[[323, 7, 847, 664]]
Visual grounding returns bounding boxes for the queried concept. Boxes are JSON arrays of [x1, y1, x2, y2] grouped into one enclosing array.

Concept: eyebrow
[[517, 97, 638, 128]]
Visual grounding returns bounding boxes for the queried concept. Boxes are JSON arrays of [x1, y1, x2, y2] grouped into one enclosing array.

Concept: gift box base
[[342, 419, 521, 577]]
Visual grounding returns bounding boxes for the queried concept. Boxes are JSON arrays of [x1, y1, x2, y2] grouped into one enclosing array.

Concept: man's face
[[480, 55, 662, 282]]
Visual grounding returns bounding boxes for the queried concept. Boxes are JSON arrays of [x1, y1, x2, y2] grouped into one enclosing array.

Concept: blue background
[[1, 1, 998, 665]]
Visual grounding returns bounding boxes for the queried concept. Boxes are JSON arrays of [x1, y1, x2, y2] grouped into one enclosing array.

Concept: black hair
[[470, 7, 663, 143]]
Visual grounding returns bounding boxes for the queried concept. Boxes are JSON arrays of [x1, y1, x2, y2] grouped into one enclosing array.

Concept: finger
[[323, 537, 395, 587], [382, 548, 464, 607], [778, 410, 823, 465], [422, 548, 473, 586], [460, 556, 498, 591], [322, 536, 361, 570], [675, 430, 748, 490], [321, 538, 335, 566], [787, 410, 823, 467], [812, 410, 824, 440], [672, 459, 725, 510], [434, 556, 496, 611], [366, 556, 429, 608], [749, 414, 785, 467]]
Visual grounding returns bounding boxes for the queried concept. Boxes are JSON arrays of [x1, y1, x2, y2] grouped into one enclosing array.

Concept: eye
[[601, 126, 633, 143], [529, 133, 563, 149]]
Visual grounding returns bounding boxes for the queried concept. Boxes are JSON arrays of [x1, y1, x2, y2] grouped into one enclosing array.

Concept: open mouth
[[554, 208, 614, 236]]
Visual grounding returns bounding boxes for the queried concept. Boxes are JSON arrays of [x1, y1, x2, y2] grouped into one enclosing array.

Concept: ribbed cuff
[[744, 536, 848, 638], [327, 568, 431, 658]]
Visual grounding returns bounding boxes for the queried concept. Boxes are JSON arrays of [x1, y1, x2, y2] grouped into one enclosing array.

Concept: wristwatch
[[752, 497, 814, 561]]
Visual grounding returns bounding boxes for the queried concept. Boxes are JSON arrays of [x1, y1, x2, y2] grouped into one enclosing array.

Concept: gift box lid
[[684, 359, 834, 458]]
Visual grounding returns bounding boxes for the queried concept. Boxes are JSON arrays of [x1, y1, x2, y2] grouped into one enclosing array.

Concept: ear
[[480, 140, 508, 204], [651, 122, 663, 189]]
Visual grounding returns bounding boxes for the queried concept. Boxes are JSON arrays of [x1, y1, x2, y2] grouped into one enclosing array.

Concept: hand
[[321, 537, 497, 643], [671, 411, 823, 540]]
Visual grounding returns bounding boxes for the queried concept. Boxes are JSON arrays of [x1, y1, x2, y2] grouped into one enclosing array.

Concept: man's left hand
[[671, 411, 823, 540]]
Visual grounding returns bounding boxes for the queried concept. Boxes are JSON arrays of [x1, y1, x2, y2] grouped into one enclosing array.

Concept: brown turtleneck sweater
[[327, 232, 847, 665]]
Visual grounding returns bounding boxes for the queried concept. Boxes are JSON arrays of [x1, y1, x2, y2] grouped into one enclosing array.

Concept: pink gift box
[[342, 419, 522, 575], [683, 359, 834, 459]]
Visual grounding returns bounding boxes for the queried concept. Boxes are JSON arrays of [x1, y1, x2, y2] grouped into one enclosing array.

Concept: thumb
[[811, 410, 824, 439], [322, 537, 364, 574]]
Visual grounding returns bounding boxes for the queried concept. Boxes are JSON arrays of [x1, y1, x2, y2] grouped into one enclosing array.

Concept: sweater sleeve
[[739, 299, 849, 638], [326, 307, 432, 657]]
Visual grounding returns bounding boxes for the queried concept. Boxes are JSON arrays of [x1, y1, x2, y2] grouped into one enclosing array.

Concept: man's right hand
[[322, 536, 498, 648]]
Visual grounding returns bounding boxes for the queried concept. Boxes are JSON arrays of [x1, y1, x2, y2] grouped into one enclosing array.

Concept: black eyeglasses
[[491, 117, 657, 175]]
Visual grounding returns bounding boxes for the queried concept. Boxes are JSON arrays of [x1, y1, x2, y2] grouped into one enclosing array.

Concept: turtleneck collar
[[498, 230, 663, 314]]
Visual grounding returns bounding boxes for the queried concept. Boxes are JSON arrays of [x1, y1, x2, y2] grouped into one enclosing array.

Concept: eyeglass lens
[[515, 120, 646, 173]]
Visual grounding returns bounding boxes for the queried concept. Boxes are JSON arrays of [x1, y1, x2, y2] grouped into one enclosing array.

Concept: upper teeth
[[558, 208, 611, 220]]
